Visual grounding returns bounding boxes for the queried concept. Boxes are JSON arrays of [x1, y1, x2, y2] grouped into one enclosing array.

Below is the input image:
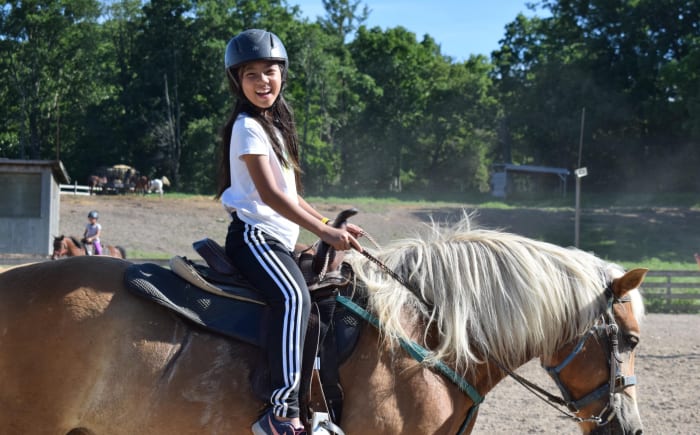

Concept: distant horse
[[87, 175, 107, 195], [133, 175, 149, 195], [3, 219, 645, 434], [148, 176, 170, 197], [51, 235, 126, 259]]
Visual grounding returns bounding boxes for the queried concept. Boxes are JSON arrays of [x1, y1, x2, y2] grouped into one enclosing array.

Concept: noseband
[[52, 241, 67, 259], [494, 286, 636, 426]]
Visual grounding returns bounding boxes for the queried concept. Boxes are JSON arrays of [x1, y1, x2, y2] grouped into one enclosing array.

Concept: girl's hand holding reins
[[346, 223, 364, 239], [321, 226, 363, 252]]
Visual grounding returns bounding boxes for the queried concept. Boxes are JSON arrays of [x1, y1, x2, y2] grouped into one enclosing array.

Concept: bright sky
[[291, 0, 546, 61]]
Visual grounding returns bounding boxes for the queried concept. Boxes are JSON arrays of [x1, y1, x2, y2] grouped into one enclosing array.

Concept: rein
[[356, 248, 421, 295]]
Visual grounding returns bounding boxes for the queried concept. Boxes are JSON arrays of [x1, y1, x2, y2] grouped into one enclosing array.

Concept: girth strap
[[317, 299, 344, 423]]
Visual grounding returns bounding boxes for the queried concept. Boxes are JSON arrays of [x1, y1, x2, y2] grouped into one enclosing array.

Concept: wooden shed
[[0, 159, 70, 256], [490, 163, 570, 199]]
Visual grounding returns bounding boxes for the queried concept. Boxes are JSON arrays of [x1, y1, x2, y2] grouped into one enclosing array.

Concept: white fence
[[60, 183, 97, 195]]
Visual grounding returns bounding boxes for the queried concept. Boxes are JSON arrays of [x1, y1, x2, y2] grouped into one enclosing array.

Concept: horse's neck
[[339, 326, 490, 433], [339, 307, 529, 428], [67, 240, 83, 255]]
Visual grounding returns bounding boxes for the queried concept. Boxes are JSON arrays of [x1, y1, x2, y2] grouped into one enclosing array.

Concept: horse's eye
[[625, 333, 640, 350]]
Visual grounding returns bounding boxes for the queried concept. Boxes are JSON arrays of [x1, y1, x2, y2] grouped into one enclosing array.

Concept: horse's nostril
[[635, 430, 643, 435]]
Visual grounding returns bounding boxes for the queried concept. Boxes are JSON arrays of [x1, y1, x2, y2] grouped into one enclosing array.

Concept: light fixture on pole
[[574, 167, 587, 248]]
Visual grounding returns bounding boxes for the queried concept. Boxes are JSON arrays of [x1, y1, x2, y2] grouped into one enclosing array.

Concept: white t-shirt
[[220, 113, 299, 250]]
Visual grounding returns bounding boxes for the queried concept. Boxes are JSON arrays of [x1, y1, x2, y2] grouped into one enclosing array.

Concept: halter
[[52, 239, 68, 259], [494, 286, 636, 426]]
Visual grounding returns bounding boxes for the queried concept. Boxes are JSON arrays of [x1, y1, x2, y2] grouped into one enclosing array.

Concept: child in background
[[83, 210, 103, 255]]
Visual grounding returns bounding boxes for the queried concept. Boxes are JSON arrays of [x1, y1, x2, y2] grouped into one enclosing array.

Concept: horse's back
[[0, 257, 260, 433], [0, 256, 129, 317], [149, 178, 164, 194]]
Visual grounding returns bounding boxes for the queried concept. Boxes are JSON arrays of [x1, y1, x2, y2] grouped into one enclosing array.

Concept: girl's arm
[[297, 196, 325, 221], [299, 195, 364, 238], [242, 154, 361, 252]]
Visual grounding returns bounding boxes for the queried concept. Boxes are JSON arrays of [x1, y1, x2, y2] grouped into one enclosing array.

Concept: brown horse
[[1, 220, 646, 434], [133, 175, 149, 195], [51, 235, 126, 259], [87, 175, 107, 195]]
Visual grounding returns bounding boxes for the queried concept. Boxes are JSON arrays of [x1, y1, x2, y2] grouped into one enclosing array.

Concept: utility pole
[[54, 92, 61, 161], [575, 108, 587, 248]]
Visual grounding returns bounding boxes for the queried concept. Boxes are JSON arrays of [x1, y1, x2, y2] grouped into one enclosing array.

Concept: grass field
[[305, 192, 700, 271]]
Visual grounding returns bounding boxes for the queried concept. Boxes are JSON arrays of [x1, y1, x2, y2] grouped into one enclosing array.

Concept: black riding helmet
[[225, 29, 288, 71]]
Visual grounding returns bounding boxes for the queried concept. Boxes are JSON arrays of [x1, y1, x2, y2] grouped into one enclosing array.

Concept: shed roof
[[0, 159, 70, 184], [492, 163, 570, 176]]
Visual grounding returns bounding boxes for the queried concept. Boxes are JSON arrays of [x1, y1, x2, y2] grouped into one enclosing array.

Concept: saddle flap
[[169, 255, 265, 305], [193, 238, 240, 276]]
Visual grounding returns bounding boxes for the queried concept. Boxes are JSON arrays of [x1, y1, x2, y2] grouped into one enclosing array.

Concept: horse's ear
[[611, 268, 648, 298]]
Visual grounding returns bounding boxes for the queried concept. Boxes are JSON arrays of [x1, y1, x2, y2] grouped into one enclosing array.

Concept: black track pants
[[225, 213, 310, 418]]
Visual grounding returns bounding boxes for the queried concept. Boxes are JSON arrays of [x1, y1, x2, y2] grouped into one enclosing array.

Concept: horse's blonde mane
[[347, 215, 626, 372]]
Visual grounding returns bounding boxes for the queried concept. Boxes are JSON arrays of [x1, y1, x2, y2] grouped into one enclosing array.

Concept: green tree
[[345, 26, 438, 191], [417, 56, 500, 192], [0, 0, 102, 162], [345, 25, 499, 194], [282, 17, 376, 193], [319, 0, 369, 40], [493, 0, 700, 192], [59, 0, 145, 180]]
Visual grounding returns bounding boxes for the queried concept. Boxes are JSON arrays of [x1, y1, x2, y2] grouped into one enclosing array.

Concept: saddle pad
[[124, 262, 267, 347]]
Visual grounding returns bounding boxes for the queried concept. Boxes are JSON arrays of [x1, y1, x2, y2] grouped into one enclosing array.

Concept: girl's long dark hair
[[215, 64, 301, 199]]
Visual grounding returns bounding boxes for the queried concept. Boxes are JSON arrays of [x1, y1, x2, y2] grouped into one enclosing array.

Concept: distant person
[[82, 210, 103, 255], [216, 29, 363, 435]]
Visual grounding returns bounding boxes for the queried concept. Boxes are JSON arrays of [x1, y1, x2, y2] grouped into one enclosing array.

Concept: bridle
[[52, 239, 68, 259], [494, 285, 637, 427]]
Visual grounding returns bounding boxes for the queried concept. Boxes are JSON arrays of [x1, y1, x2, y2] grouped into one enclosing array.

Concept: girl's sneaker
[[251, 408, 307, 435]]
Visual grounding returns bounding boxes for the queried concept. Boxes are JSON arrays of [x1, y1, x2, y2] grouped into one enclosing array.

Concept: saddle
[[124, 210, 364, 430]]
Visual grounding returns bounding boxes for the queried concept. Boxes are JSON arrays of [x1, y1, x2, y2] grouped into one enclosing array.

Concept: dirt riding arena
[[44, 196, 700, 432], [474, 313, 699, 434]]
